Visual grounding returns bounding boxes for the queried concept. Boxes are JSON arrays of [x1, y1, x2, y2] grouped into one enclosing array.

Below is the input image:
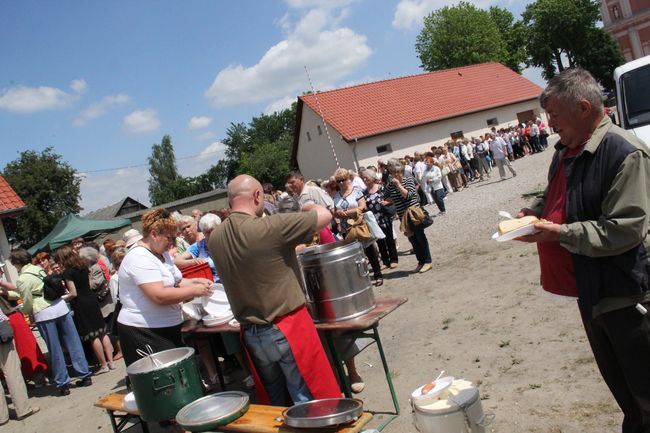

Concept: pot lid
[[282, 398, 363, 428], [176, 391, 249, 430]]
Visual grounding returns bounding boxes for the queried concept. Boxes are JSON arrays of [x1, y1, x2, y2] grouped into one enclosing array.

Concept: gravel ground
[[6, 136, 623, 433]]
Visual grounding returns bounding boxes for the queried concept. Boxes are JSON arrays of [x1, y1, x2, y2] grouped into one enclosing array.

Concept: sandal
[[351, 381, 366, 394], [374, 278, 383, 287]]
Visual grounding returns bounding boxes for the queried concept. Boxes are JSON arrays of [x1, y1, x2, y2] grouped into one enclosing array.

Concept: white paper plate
[[123, 392, 138, 412], [203, 313, 234, 327], [202, 284, 231, 316], [411, 376, 454, 403], [491, 223, 540, 242], [182, 303, 203, 320]]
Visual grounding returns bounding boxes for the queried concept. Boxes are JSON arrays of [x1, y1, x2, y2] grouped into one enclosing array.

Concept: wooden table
[[182, 297, 407, 418], [94, 389, 150, 433], [191, 403, 372, 433]]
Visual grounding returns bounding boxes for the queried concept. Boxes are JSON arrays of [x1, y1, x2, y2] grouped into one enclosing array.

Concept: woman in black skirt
[[116, 209, 213, 367], [54, 246, 115, 373]]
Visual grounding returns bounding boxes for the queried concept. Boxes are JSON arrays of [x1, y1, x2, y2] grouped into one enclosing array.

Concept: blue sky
[[0, 0, 541, 212]]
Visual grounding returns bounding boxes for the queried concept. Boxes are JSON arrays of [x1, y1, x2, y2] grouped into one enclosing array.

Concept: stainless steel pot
[[297, 239, 376, 322]]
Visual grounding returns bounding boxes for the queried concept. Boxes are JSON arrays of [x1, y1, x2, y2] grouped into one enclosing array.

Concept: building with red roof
[[292, 62, 545, 179], [0, 175, 26, 282]]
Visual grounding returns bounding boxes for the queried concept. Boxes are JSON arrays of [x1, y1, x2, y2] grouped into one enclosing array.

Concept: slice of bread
[[498, 215, 540, 235]]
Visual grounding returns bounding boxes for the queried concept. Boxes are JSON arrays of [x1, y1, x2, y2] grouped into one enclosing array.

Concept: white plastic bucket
[[411, 380, 491, 433]]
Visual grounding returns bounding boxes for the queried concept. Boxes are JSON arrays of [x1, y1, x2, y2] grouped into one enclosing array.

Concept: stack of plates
[[203, 311, 234, 327]]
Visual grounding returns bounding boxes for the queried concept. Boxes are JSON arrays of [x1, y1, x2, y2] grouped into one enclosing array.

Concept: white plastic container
[[411, 379, 492, 433]]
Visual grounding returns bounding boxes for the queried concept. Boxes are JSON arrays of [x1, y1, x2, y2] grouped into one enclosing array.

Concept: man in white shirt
[[286, 170, 334, 210], [488, 133, 517, 180]]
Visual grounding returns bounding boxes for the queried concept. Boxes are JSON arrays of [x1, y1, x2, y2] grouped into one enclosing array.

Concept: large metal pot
[[126, 347, 203, 422], [297, 239, 376, 322]]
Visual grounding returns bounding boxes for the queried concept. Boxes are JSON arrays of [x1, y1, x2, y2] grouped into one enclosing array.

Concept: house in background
[[0, 175, 26, 283], [292, 62, 545, 180], [602, 0, 650, 61], [84, 196, 148, 220]]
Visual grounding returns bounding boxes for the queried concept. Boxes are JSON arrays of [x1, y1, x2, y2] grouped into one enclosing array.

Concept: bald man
[[208, 175, 340, 405]]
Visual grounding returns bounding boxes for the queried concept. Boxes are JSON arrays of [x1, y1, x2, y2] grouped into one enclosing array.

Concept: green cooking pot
[[127, 347, 203, 422]]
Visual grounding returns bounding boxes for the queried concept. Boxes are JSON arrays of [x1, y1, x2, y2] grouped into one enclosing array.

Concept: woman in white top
[[117, 209, 213, 366]]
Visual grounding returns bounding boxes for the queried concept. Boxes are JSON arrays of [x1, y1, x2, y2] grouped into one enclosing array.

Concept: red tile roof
[[299, 62, 544, 141], [0, 175, 25, 218]]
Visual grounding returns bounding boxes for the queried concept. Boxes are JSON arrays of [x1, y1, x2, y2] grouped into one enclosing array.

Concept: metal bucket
[[297, 239, 376, 323], [126, 347, 203, 422]]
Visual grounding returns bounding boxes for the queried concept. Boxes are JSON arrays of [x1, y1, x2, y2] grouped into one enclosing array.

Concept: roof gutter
[[352, 138, 360, 171]]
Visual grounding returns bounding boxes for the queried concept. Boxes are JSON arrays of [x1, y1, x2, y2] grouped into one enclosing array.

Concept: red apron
[[243, 306, 341, 404], [8, 312, 48, 379]]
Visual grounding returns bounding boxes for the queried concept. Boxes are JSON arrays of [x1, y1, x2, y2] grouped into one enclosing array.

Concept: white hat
[[123, 229, 143, 248]]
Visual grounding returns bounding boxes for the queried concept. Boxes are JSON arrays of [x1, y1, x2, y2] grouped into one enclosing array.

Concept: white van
[[614, 55, 650, 145]]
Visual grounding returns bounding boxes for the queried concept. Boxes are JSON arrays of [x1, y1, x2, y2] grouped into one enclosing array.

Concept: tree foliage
[[147, 134, 182, 206], [523, 0, 624, 89], [488, 6, 528, 73], [2, 147, 81, 247], [144, 103, 297, 206], [415, 1, 509, 72]]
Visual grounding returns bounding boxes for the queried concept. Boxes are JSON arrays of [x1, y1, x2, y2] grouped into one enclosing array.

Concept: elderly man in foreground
[[518, 68, 650, 433], [209, 174, 340, 405]]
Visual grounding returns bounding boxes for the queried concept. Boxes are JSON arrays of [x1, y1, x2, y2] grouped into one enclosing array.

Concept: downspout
[[352, 138, 360, 171]]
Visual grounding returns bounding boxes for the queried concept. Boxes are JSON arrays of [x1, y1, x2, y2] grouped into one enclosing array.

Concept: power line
[[80, 148, 225, 174]]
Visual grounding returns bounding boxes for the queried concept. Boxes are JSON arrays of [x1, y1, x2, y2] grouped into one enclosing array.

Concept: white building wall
[[296, 99, 545, 179], [296, 106, 358, 180], [354, 99, 544, 167]]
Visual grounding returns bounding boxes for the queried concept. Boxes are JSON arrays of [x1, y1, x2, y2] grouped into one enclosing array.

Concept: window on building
[[450, 131, 464, 140], [376, 143, 393, 155], [486, 117, 499, 127], [612, 4, 621, 20], [317, 125, 323, 135], [306, 131, 312, 141]]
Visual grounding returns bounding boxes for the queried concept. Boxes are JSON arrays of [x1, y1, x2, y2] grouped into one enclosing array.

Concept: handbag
[[441, 165, 451, 176], [25, 272, 67, 301], [0, 320, 14, 344], [452, 160, 462, 171], [345, 209, 374, 243], [363, 211, 386, 240], [107, 282, 122, 336], [407, 206, 434, 231]]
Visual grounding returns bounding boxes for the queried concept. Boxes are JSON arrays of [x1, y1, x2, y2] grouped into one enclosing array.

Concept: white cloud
[[195, 131, 216, 141], [199, 141, 227, 157], [205, 3, 372, 107], [123, 109, 160, 133], [264, 96, 295, 114], [188, 116, 212, 130], [0, 79, 86, 113], [392, 0, 497, 30], [74, 93, 131, 126]]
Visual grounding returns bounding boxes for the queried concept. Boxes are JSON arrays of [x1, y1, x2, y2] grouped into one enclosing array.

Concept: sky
[[0, 0, 543, 213]]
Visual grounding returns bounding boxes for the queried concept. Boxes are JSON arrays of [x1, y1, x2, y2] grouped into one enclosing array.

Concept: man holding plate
[[517, 68, 650, 433]]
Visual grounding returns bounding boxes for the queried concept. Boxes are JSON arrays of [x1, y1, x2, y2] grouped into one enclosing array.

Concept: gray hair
[[386, 158, 403, 175], [176, 214, 195, 226], [364, 168, 380, 181], [198, 213, 221, 232], [540, 68, 603, 111], [79, 246, 99, 265]]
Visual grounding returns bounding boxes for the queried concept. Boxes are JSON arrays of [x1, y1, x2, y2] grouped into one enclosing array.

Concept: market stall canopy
[[28, 214, 131, 254]]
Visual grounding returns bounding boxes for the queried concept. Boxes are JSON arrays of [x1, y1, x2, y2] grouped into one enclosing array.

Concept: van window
[[620, 64, 650, 129]]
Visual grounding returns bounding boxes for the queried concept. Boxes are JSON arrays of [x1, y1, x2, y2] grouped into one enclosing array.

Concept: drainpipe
[[352, 138, 360, 170]]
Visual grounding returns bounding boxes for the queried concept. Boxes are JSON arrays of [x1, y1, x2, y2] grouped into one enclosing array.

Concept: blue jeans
[[408, 228, 432, 265], [37, 312, 91, 388], [243, 324, 312, 405]]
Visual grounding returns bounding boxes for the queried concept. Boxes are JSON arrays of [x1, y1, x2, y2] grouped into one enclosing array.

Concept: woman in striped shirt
[[384, 159, 432, 273]]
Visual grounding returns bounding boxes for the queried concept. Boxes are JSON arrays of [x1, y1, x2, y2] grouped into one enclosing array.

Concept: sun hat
[[123, 229, 143, 248]]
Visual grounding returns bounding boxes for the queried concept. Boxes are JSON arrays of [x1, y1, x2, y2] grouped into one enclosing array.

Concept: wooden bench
[[94, 390, 149, 433]]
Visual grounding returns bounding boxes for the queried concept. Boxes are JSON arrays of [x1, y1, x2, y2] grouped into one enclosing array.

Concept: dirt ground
[[6, 142, 623, 433]]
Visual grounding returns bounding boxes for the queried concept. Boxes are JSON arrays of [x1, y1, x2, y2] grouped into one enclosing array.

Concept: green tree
[[523, 0, 624, 89], [415, 1, 509, 71], [2, 147, 81, 247], [489, 6, 528, 73], [147, 134, 182, 206], [239, 141, 292, 187]]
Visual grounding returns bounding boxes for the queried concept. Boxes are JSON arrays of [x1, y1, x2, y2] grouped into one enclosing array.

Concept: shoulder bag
[[25, 272, 67, 301]]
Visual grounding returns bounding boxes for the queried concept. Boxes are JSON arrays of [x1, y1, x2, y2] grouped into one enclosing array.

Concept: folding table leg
[[324, 331, 352, 397], [372, 325, 400, 415], [106, 410, 119, 433]]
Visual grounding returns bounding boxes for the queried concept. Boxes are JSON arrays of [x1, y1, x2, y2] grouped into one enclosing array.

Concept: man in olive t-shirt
[[208, 174, 338, 405]]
